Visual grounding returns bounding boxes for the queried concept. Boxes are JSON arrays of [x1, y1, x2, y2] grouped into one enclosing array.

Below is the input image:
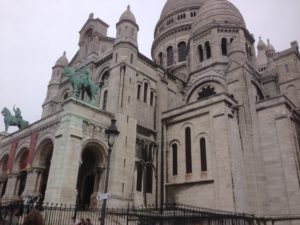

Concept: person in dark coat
[[22, 209, 44, 225]]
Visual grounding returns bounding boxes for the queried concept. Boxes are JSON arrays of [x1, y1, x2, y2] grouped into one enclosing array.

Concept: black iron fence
[[0, 201, 299, 225]]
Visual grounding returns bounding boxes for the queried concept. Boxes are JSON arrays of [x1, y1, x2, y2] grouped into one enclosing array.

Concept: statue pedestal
[[0, 132, 9, 141]]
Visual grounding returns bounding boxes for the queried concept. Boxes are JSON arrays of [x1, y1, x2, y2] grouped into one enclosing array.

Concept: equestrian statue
[[63, 67, 99, 103], [1, 106, 29, 132]]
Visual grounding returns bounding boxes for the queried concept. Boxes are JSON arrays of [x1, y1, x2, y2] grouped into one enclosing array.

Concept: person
[[22, 209, 43, 225], [71, 216, 78, 225], [23, 196, 31, 214], [13, 106, 22, 121], [33, 194, 43, 211], [78, 218, 86, 225], [86, 218, 92, 225]]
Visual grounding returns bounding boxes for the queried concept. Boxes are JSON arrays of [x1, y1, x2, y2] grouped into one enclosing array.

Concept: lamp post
[[100, 119, 120, 225]]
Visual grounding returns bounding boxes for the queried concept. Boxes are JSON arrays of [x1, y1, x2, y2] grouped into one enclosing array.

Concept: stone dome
[[119, 5, 136, 23], [160, 0, 207, 19], [191, 0, 246, 34], [257, 37, 267, 51], [266, 39, 275, 52], [55, 51, 69, 67]]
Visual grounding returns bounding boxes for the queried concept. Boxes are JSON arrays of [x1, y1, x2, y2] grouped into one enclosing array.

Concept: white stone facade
[[0, 0, 300, 223]]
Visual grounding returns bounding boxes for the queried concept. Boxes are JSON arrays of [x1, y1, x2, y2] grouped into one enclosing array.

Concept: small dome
[[192, 0, 246, 34], [160, 0, 207, 19], [266, 39, 275, 52], [119, 5, 136, 23], [257, 37, 267, 51], [55, 51, 69, 67]]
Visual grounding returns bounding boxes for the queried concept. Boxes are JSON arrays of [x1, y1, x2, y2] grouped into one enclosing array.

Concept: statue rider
[[13, 105, 23, 122]]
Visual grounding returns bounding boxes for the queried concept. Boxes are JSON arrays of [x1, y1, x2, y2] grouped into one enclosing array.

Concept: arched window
[[178, 42, 187, 62], [150, 91, 154, 106], [137, 84, 141, 100], [130, 54, 133, 64], [185, 127, 192, 173], [159, 52, 163, 66], [145, 166, 153, 193], [200, 138, 207, 172], [136, 164, 143, 192], [205, 41, 211, 59], [172, 144, 178, 175], [63, 92, 69, 100], [102, 90, 108, 110], [167, 46, 174, 66], [144, 83, 148, 103], [221, 38, 227, 56], [198, 45, 204, 62]]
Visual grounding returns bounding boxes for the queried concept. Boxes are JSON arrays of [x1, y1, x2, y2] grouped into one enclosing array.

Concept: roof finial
[[63, 51, 66, 56], [127, 5, 130, 11], [89, 13, 94, 19]]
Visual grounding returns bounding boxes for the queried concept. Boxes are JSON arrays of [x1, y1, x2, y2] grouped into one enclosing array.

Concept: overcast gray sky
[[0, 0, 299, 133]]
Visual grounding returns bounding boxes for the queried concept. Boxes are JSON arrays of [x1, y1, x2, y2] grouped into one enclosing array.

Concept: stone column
[[22, 168, 43, 197], [3, 174, 19, 200], [34, 170, 43, 194], [44, 100, 83, 204], [98, 166, 106, 193]]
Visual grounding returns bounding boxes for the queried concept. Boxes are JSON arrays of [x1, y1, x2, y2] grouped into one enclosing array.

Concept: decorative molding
[[82, 120, 106, 139], [136, 125, 157, 139]]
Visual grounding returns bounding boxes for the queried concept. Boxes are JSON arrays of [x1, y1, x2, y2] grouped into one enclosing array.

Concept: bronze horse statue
[[1, 107, 29, 132], [63, 67, 99, 103]]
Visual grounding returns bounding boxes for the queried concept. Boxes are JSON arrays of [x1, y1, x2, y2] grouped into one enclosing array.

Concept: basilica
[[0, 0, 300, 221]]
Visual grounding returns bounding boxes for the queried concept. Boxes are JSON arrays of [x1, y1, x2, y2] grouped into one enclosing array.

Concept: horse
[[1, 107, 29, 132], [63, 67, 99, 103]]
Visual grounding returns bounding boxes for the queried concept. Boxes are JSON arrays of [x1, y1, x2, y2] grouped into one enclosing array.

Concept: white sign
[[97, 193, 111, 201]]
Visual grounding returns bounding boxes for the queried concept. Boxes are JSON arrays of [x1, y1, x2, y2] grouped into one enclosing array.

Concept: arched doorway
[[15, 148, 29, 197], [76, 143, 106, 208], [34, 139, 54, 200], [0, 155, 8, 197]]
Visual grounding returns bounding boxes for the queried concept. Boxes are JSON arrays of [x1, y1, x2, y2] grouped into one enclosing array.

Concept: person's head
[[71, 216, 76, 222], [22, 209, 43, 225], [86, 218, 91, 223]]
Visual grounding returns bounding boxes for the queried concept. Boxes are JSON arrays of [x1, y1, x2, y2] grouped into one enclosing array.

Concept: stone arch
[[181, 122, 194, 131], [76, 140, 108, 208], [0, 154, 9, 197], [13, 147, 29, 197], [185, 76, 227, 103], [61, 88, 71, 102], [169, 139, 181, 147], [13, 147, 29, 172], [97, 67, 110, 83], [32, 138, 54, 200], [97, 67, 110, 107]]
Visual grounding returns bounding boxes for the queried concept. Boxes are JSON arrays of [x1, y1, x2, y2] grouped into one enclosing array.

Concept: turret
[[78, 13, 109, 62], [256, 37, 268, 72], [115, 5, 139, 48], [227, 37, 247, 65], [42, 52, 69, 118], [265, 39, 276, 59]]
